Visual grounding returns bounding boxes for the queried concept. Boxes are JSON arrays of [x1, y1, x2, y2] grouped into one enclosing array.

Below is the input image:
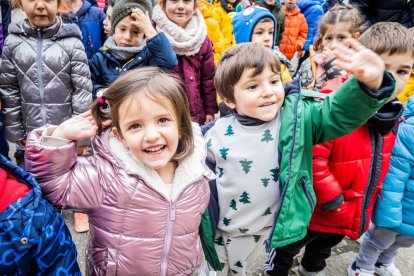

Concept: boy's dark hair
[[214, 43, 281, 103], [91, 67, 194, 162], [359, 22, 414, 58]]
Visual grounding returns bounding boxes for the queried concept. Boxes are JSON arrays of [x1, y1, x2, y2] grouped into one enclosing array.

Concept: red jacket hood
[[0, 168, 31, 212]]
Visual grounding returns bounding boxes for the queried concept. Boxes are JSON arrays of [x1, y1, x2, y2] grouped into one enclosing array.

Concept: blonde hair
[[91, 67, 194, 162], [313, 5, 364, 51]]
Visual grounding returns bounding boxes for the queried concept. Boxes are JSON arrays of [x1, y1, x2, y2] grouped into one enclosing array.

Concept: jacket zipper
[[266, 90, 301, 251], [36, 30, 46, 125], [160, 200, 176, 276], [301, 176, 315, 211], [359, 130, 383, 236]]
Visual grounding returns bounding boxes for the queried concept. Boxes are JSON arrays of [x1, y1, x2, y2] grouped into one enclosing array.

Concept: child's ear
[[222, 98, 237, 110], [112, 127, 127, 147], [353, 32, 361, 39]]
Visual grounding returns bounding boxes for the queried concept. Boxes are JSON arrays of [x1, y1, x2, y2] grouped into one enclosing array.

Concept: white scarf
[[152, 4, 207, 56]]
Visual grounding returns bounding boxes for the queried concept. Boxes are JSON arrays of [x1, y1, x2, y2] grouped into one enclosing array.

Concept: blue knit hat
[[232, 6, 277, 48]]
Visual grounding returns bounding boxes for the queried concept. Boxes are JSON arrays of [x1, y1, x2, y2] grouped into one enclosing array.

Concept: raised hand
[[331, 38, 385, 91], [130, 9, 157, 39], [52, 110, 98, 141]]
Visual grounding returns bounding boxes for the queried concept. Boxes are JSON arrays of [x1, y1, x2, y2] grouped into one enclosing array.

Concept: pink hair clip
[[97, 96, 105, 104]]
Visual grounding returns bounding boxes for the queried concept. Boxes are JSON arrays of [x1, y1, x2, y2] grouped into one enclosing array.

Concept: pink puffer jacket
[[25, 125, 213, 276]]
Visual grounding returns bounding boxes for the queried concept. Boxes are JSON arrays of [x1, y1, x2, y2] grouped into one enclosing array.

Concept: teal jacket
[[271, 73, 394, 248]]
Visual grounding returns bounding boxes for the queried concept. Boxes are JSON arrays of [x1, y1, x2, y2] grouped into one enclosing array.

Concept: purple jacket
[[173, 38, 218, 125], [25, 125, 214, 275]]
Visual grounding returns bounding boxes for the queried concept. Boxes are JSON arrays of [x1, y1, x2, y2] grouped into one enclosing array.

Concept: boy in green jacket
[[202, 41, 395, 275]]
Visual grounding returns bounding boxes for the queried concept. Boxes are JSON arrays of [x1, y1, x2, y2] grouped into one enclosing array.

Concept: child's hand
[[205, 114, 215, 124], [131, 9, 157, 39], [331, 39, 385, 91], [52, 111, 98, 141]]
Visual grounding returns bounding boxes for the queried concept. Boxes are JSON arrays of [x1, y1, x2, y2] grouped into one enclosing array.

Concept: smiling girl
[[24, 67, 222, 275], [152, 0, 218, 125]]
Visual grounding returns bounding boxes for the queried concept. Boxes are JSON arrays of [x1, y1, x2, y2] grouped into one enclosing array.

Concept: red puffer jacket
[[308, 101, 403, 239]]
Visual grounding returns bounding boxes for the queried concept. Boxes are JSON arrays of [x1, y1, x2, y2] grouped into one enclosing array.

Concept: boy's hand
[[131, 9, 157, 39], [205, 114, 215, 124], [331, 39, 385, 91], [52, 111, 98, 141]]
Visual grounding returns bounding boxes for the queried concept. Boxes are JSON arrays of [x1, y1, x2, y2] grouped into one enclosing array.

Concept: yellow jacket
[[199, 0, 225, 65], [398, 72, 414, 103], [212, 1, 236, 53]]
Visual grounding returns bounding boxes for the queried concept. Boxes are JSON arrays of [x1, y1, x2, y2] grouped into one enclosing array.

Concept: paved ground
[[8, 143, 414, 275]]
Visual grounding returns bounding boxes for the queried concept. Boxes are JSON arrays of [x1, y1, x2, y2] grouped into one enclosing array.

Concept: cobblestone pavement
[[63, 209, 414, 276]]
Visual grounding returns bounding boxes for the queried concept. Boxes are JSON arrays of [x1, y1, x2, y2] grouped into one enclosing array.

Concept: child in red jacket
[[265, 22, 414, 276]]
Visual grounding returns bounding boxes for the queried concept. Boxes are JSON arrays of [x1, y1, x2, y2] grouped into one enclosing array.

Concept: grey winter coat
[[0, 18, 92, 143]]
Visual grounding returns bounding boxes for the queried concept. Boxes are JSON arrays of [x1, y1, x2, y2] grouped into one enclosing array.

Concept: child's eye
[[184, 0, 192, 3], [397, 70, 409, 76], [129, 123, 141, 130], [254, 31, 263, 35], [247, 84, 258, 90], [325, 36, 332, 41], [271, 79, 279, 85], [338, 35, 347, 41], [158, 117, 171, 124]]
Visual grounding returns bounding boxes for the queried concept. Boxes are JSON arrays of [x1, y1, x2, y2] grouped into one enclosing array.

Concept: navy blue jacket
[[62, 0, 106, 59], [0, 155, 80, 274], [89, 32, 178, 97]]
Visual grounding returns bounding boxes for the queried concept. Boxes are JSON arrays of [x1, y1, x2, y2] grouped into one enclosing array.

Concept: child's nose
[[144, 127, 160, 141]]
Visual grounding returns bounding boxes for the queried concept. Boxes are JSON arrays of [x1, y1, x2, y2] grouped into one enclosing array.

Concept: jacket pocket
[[300, 176, 316, 212], [315, 199, 357, 229]]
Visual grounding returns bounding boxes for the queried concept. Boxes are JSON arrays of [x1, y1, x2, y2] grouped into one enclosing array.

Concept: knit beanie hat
[[232, 6, 277, 48], [111, 0, 153, 33]]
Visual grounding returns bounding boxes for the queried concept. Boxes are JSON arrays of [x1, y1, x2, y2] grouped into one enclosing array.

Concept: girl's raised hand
[[331, 38, 385, 91], [52, 110, 98, 141]]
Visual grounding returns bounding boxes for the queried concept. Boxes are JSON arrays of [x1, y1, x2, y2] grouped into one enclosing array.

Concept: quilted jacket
[[0, 154, 80, 274], [212, 0, 236, 53], [24, 125, 221, 275], [62, 0, 106, 59], [297, 0, 323, 52], [0, 18, 92, 143], [200, 0, 225, 64], [372, 97, 414, 237], [398, 72, 414, 103], [89, 33, 178, 97], [279, 6, 308, 60]]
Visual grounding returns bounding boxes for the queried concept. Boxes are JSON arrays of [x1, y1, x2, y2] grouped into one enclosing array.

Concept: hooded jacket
[[0, 155, 80, 274], [297, 0, 323, 52], [372, 97, 414, 237], [204, 73, 395, 249], [24, 125, 221, 275], [89, 33, 178, 97], [62, 0, 106, 59], [279, 6, 308, 60], [0, 18, 92, 143], [309, 100, 402, 239]]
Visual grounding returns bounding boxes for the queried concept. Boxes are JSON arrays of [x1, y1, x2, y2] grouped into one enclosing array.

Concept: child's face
[[225, 66, 285, 121], [114, 95, 180, 175], [103, 5, 114, 36], [322, 23, 357, 50], [20, 0, 58, 28], [114, 15, 144, 47], [165, 0, 195, 28], [251, 20, 274, 49], [264, 0, 276, 6], [284, 0, 297, 11], [379, 52, 414, 101]]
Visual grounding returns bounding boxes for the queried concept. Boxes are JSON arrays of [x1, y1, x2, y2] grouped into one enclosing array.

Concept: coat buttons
[[20, 237, 28, 245]]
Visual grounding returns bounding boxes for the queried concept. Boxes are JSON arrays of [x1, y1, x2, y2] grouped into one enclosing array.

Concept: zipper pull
[[170, 202, 176, 221]]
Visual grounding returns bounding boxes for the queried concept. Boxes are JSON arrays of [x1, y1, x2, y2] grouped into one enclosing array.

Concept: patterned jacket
[[0, 18, 92, 143], [0, 155, 79, 275]]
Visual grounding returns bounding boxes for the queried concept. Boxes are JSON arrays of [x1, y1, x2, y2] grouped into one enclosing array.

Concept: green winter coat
[[271, 73, 394, 248]]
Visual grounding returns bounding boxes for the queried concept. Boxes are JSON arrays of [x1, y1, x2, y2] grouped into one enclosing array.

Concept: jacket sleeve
[[147, 32, 178, 70], [24, 126, 106, 210], [200, 39, 218, 116], [70, 38, 93, 115], [89, 53, 105, 99], [277, 12, 285, 46], [296, 14, 308, 51], [312, 141, 344, 211], [0, 38, 25, 143], [306, 72, 394, 144], [33, 199, 80, 274], [372, 121, 414, 228]]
